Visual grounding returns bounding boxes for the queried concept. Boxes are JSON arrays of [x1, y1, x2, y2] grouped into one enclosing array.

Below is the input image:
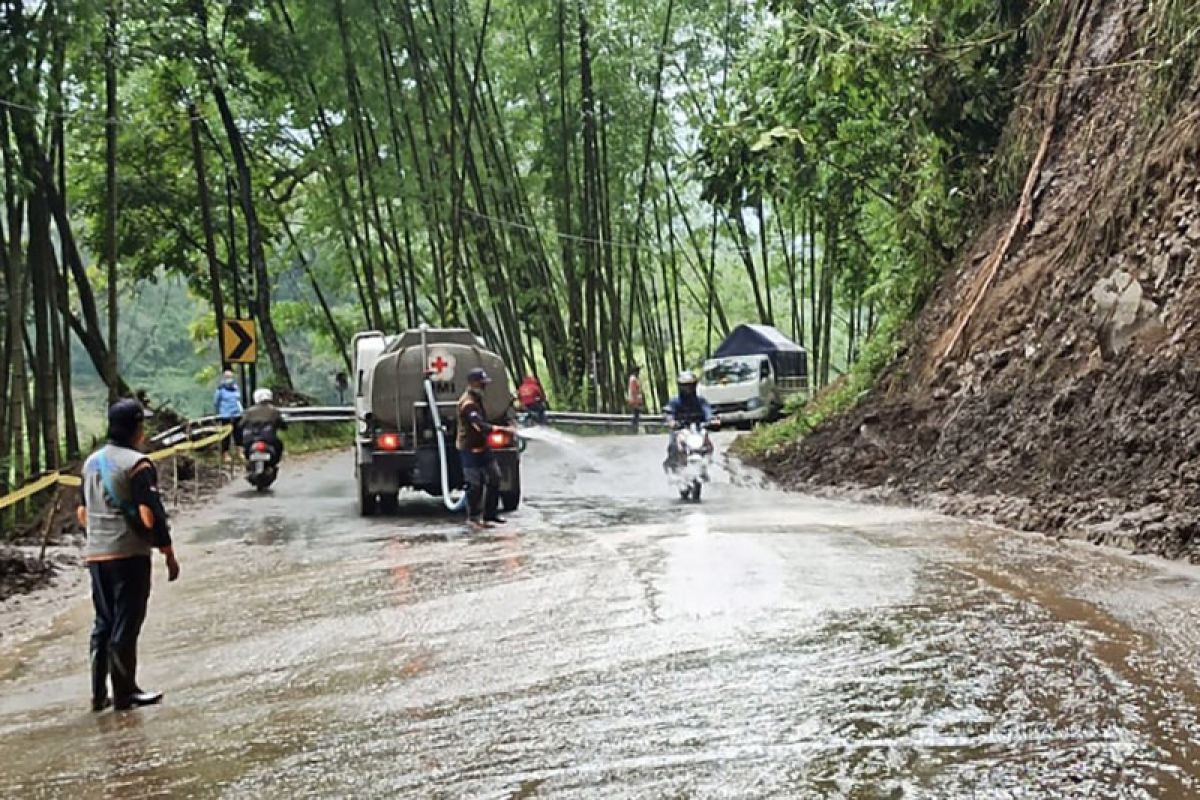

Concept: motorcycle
[[244, 437, 280, 492], [665, 420, 718, 502]]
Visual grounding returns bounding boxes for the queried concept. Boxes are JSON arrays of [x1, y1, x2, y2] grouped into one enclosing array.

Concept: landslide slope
[[759, 0, 1200, 558]]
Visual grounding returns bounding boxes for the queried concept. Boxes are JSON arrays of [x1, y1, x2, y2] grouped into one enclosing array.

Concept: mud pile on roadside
[[0, 548, 58, 603], [755, 0, 1200, 559]]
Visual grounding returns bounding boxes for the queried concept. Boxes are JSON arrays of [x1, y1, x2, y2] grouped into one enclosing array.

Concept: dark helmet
[[467, 367, 492, 386]]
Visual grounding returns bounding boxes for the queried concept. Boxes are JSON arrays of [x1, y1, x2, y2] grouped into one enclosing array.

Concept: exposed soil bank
[[752, 0, 1200, 560]]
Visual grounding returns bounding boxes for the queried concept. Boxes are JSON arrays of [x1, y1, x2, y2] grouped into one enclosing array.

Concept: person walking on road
[[214, 369, 243, 462], [457, 368, 517, 530], [78, 399, 180, 712], [627, 364, 645, 433]]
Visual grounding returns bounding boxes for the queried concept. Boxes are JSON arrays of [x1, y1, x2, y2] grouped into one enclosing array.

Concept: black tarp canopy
[[713, 324, 807, 379]]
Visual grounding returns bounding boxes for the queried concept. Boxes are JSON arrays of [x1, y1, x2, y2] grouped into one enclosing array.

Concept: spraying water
[[515, 425, 585, 449]]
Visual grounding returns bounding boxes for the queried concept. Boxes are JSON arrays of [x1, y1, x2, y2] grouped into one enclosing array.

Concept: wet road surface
[[3, 434, 1200, 798]]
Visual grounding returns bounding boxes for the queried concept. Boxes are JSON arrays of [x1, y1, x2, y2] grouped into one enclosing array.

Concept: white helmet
[[253, 388, 274, 404]]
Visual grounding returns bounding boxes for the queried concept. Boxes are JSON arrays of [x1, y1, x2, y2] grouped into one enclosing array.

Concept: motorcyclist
[[240, 388, 287, 465], [517, 374, 549, 425], [664, 371, 715, 468]]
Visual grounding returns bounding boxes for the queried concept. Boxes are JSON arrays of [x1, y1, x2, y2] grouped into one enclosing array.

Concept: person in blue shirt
[[213, 369, 244, 460], [664, 371, 715, 467]]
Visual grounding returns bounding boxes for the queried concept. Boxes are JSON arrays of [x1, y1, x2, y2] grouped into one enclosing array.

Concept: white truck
[[353, 327, 521, 516], [699, 324, 808, 427]]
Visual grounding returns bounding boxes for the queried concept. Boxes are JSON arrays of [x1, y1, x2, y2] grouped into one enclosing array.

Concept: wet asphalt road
[[3, 433, 1200, 799]]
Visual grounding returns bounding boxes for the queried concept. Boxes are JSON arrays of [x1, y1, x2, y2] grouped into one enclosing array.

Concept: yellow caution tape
[[0, 425, 233, 510], [148, 426, 231, 460], [0, 473, 63, 512]]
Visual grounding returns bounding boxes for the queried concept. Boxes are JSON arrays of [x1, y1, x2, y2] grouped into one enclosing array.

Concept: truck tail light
[[487, 430, 510, 449], [377, 432, 401, 451]]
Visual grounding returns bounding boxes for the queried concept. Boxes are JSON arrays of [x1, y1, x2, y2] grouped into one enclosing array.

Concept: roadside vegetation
[[280, 422, 355, 457], [0, 0, 1095, 528]]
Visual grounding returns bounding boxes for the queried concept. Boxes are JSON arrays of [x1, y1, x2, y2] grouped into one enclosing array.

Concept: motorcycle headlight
[[745, 397, 763, 410]]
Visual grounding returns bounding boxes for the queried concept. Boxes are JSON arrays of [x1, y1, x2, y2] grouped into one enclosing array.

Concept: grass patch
[[733, 318, 902, 459], [280, 422, 355, 456]]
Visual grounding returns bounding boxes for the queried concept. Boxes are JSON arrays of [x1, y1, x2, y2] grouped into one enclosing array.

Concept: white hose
[[425, 378, 467, 512]]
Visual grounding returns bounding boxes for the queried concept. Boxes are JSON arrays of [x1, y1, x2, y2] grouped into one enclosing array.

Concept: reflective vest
[[82, 444, 152, 560]]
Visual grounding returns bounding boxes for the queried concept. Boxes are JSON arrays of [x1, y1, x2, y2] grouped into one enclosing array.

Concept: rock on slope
[[758, 0, 1200, 559]]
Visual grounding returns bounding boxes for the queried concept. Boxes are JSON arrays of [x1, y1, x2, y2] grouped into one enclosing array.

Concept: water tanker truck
[[353, 327, 521, 516]]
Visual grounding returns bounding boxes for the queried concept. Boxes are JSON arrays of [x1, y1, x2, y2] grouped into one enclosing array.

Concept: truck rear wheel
[[500, 489, 521, 512], [358, 472, 378, 517], [380, 493, 399, 515]]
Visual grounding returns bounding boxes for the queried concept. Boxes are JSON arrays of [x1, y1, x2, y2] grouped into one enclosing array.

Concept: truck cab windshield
[[703, 360, 759, 385]]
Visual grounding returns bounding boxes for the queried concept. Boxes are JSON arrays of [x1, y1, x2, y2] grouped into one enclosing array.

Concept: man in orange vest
[[457, 368, 518, 529]]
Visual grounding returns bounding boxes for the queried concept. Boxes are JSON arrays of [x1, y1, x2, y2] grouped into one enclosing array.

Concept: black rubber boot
[[115, 690, 163, 710], [90, 646, 111, 712], [110, 642, 140, 710]]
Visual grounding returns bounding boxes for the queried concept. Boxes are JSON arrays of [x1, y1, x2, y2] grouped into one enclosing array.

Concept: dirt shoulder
[[0, 457, 242, 652]]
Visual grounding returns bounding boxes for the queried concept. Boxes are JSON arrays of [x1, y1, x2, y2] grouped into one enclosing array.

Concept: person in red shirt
[[517, 374, 549, 425], [627, 364, 644, 432]]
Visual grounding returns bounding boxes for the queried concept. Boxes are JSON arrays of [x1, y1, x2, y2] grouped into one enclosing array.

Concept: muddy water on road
[[2, 434, 1200, 798]]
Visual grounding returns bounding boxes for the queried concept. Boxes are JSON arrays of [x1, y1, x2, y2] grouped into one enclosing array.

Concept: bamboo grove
[[1, 0, 1031, 510]]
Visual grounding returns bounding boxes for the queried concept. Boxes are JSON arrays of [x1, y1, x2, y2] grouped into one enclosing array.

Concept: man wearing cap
[[456, 368, 516, 529], [77, 399, 180, 712]]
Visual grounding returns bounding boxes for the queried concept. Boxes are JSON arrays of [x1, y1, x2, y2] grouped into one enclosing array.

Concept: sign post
[[221, 319, 257, 365]]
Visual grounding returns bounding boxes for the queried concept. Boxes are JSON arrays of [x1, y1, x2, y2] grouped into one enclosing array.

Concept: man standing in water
[[78, 399, 180, 711], [456, 368, 517, 530]]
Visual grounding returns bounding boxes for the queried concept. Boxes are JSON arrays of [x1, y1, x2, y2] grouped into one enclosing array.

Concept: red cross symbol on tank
[[430, 356, 449, 374]]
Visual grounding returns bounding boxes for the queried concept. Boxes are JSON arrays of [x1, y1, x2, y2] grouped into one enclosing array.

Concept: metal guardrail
[[544, 411, 665, 430], [148, 407, 661, 447], [149, 407, 356, 448]]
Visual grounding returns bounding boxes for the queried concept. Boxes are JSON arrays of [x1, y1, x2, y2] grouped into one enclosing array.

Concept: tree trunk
[[209, 83, 293, 388], [191, 0, 292, 388], [188, 101, 226, 367], [28, 190, 59, 468], [104, 0, 119, 402]]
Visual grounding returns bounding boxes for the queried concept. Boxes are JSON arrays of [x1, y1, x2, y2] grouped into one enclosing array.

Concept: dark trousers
[[89, 556, 152, 705], [461, 450, 501, 520], [221, 417, 242, 453]]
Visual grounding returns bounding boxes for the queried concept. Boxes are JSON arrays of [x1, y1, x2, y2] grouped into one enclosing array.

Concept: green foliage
[[702, 0, 1028, 317], [1144, 0, 1200, 113], [280, 422, 354, 456], [700, 0, 1031, 443]]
